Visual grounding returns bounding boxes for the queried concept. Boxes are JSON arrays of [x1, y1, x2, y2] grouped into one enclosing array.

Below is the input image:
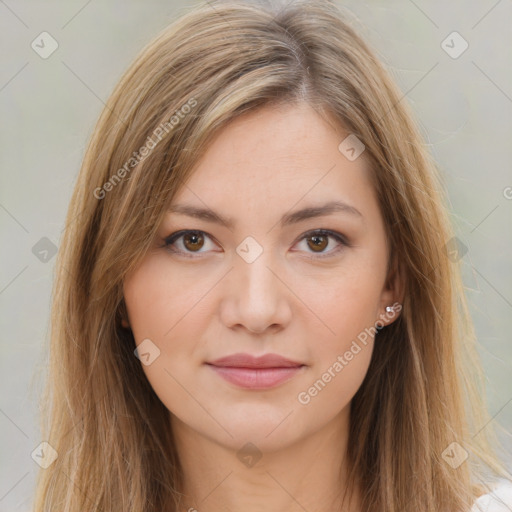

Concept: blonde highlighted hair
[[33, 1, 511, 510]]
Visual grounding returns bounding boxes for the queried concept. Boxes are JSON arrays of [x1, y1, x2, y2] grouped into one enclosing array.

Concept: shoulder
[[472, 479, 512, 512]]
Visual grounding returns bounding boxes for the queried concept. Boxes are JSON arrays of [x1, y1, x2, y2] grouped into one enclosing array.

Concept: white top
[[471, 480, 512, 511]]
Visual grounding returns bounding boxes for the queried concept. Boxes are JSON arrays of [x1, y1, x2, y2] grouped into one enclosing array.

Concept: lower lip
[[207, 364, 304, 389]]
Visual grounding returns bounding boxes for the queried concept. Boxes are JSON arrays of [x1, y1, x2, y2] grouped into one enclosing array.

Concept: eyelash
[[161, 229, 350, 259]]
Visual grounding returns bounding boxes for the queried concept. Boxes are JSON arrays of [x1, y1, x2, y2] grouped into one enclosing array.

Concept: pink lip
[[206, 353, 305, 389]]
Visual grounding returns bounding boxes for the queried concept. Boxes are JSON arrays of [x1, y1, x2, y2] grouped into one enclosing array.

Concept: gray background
[[1, 1, 511, 510]]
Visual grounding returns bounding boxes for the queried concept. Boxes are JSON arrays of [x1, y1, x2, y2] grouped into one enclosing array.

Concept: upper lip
[[207, 353, 304, 368]]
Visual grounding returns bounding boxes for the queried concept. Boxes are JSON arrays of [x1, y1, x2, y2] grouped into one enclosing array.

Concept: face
[[122, 102, 400, 452]]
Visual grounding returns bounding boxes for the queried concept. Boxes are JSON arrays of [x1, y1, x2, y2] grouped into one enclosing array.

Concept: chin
[[208, 407, 303, 452]]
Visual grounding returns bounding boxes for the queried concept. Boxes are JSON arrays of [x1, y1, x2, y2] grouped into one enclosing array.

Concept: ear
[[376, 250, 404, 328], [117, 298, 131, 329]]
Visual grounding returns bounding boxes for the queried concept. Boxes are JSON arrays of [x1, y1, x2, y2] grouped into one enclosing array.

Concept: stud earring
[[385, 306, 394, 313]]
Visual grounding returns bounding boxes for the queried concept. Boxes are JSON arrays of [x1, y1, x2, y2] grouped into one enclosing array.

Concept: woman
[[33, 0, 512, 510]]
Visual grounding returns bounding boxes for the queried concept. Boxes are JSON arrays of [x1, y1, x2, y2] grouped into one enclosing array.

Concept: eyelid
[[162, 228, 350, 258]]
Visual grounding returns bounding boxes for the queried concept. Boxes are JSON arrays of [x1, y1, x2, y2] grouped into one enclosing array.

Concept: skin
[[122, 102, 402, 512]]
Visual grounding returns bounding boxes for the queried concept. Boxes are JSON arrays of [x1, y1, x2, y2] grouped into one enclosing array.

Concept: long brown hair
[[33, 1, 511, 510]]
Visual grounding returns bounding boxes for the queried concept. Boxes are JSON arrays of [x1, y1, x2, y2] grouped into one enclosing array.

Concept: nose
[[219, 249, 292, 335]]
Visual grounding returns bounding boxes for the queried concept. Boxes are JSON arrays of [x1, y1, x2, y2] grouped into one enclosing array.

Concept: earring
[[385, 306, 394, 313]]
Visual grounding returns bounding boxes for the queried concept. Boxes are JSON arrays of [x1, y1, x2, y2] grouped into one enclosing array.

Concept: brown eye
[[306, 234, 329, 252], [293, 229, 350, 258], [183, 232, 204, 251], [163, 230, 216, 257]]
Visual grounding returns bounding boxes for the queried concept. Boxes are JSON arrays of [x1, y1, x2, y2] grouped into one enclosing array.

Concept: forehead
[[169, 102, 377, 223], [201, 103, 341, 159]]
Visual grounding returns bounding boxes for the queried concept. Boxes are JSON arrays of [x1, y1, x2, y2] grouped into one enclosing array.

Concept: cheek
[[122, 258, 208, 418], [123, 254, 217, 368], [297, 340, 373, 416], [295, 254, 384, 407], [123, 254, 207, 343], [295, 268, 380, 412], [310, 291, 376, 399], [299, 261, 384, 349]]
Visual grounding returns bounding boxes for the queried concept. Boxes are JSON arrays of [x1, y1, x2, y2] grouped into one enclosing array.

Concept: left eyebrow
[[167, 200, 363, 229], [280, 201, 363, 227]]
